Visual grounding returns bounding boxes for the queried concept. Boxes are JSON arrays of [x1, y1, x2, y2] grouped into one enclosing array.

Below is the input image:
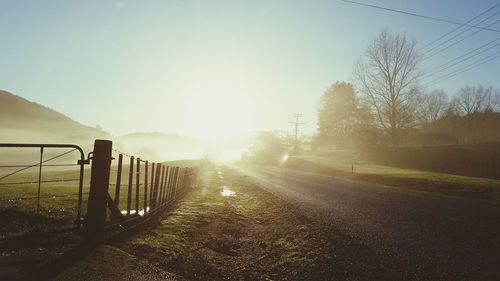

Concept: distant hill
[[0, 90, 249, 162], [0, 90, 109, 146]]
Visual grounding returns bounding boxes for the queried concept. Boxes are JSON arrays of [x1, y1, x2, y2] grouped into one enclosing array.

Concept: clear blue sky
[[1, 0, 499, 138]]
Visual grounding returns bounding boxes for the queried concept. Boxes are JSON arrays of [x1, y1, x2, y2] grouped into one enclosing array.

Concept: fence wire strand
[[0, 148, 78, 181], [0, 193, 83, 202], [0, 178, 80, 186]]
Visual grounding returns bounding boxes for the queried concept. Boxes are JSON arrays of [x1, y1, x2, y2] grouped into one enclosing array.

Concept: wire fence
[[0, 140, 200, 281], [0, 141, 199, 243], [107, 148, 198, 226], [0, 144, 91, 251]]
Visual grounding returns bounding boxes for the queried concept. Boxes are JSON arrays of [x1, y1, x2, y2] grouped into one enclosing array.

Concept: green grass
[[284, 154, 500, 204], [298, 155, 500, 188], [0, 158, 199, 239], [0, 169, 86, 238]]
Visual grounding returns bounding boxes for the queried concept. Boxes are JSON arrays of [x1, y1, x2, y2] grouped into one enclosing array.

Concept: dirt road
[[232, 165, 500, 281], [114, 167, 351, 281]]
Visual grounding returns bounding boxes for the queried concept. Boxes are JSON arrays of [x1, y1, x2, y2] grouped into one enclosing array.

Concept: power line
[[419, 6, 500, 83], [427, 50, 500, 86], [420, 2, 500, 51], [340, 0, 500, 89], [340, 0, 500, 33], [422, 14, 500, 60], [422, 38, 500, 79], [425, 49, 500, 87], [426, 54, 500, 87]]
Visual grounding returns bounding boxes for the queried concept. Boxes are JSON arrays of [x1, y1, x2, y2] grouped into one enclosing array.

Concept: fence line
[[86, 141, 199, 242], [0, 140, 199, 244]]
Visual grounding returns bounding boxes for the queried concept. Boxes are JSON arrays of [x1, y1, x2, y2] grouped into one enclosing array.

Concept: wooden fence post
[[165, 167, 172, 202], [114, 153, 123, 207], [172, 167, 179, 200], [151, 164, 161, 211], [127, 156, 134, 215], [144, 161, 148, 214], [163, 167, 172, 204], [158, 165, 165, 208], [162, 166, 168, 206], [135, 157, 140, 215], [149, 163, 155, 210], [84, 139, 112, 243], [161, 166, 169, 207], [157, 166, 163, 208]]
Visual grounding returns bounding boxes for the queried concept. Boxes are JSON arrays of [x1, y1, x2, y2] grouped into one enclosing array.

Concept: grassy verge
[[115, 166, 390, 281], [0, 159, 200, 238], [0, 167, 85, 280], [284, 155, 500, 204]]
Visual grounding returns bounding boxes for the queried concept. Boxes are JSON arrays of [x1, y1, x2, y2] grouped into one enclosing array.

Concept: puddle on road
[[220, 186, 236, 197], [120, 206, 150, 216]]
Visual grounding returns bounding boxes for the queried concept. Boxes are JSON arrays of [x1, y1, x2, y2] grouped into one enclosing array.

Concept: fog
[[0, 128, 251, 165], [0, 90, 251, 164]]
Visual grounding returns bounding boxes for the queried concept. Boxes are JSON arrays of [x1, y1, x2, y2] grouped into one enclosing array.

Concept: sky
[[1, 0, 499, 139]]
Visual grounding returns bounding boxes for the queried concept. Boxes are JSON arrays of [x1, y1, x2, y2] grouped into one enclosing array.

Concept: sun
[[175, 58, 262, 140], [179, 74, 258, 140]]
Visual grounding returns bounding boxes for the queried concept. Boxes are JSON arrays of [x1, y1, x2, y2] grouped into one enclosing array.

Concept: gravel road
[[232, 165, 500, 281]]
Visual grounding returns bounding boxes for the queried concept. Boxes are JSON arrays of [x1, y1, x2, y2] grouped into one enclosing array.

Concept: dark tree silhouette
[[316, 82, 359, 148], [420, 89, 449, 125]]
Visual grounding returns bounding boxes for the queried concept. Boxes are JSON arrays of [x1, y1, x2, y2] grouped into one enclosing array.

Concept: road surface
[[231, 165, 500, 281]]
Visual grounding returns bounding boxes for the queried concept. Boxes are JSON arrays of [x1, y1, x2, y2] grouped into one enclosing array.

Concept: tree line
[[314, 30, 500, 150]]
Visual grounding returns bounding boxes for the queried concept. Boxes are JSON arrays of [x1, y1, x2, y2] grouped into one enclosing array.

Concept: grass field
[[0, 167, 86, 238], [299, 155, 500, 188], [0, 159, 201, 238], [283, 154, 500, 204]]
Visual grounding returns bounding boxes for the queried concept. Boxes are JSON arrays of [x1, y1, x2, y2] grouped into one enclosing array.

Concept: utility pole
[[286, 129, 291, 147], [289, 113, 305, 149]]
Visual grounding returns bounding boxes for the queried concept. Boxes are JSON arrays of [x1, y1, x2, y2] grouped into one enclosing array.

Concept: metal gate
[[0, 140, 198, 242], [0, 143, 90, 227]]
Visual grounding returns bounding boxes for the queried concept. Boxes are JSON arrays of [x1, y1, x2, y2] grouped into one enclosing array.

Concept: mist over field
[[0, 90, 250, 163]]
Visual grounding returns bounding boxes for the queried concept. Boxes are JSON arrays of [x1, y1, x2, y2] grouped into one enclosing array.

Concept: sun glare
[[178, 64, 259, 141], [281, 152, 289, 164]]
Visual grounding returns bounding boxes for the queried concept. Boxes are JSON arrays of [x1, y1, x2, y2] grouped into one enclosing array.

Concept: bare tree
[[495, 89, 500, 112], [354, 30, 422, 147], [420, 89, 449, 124], [482, 87, 500, 112], [453, 85, 497, 115]]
